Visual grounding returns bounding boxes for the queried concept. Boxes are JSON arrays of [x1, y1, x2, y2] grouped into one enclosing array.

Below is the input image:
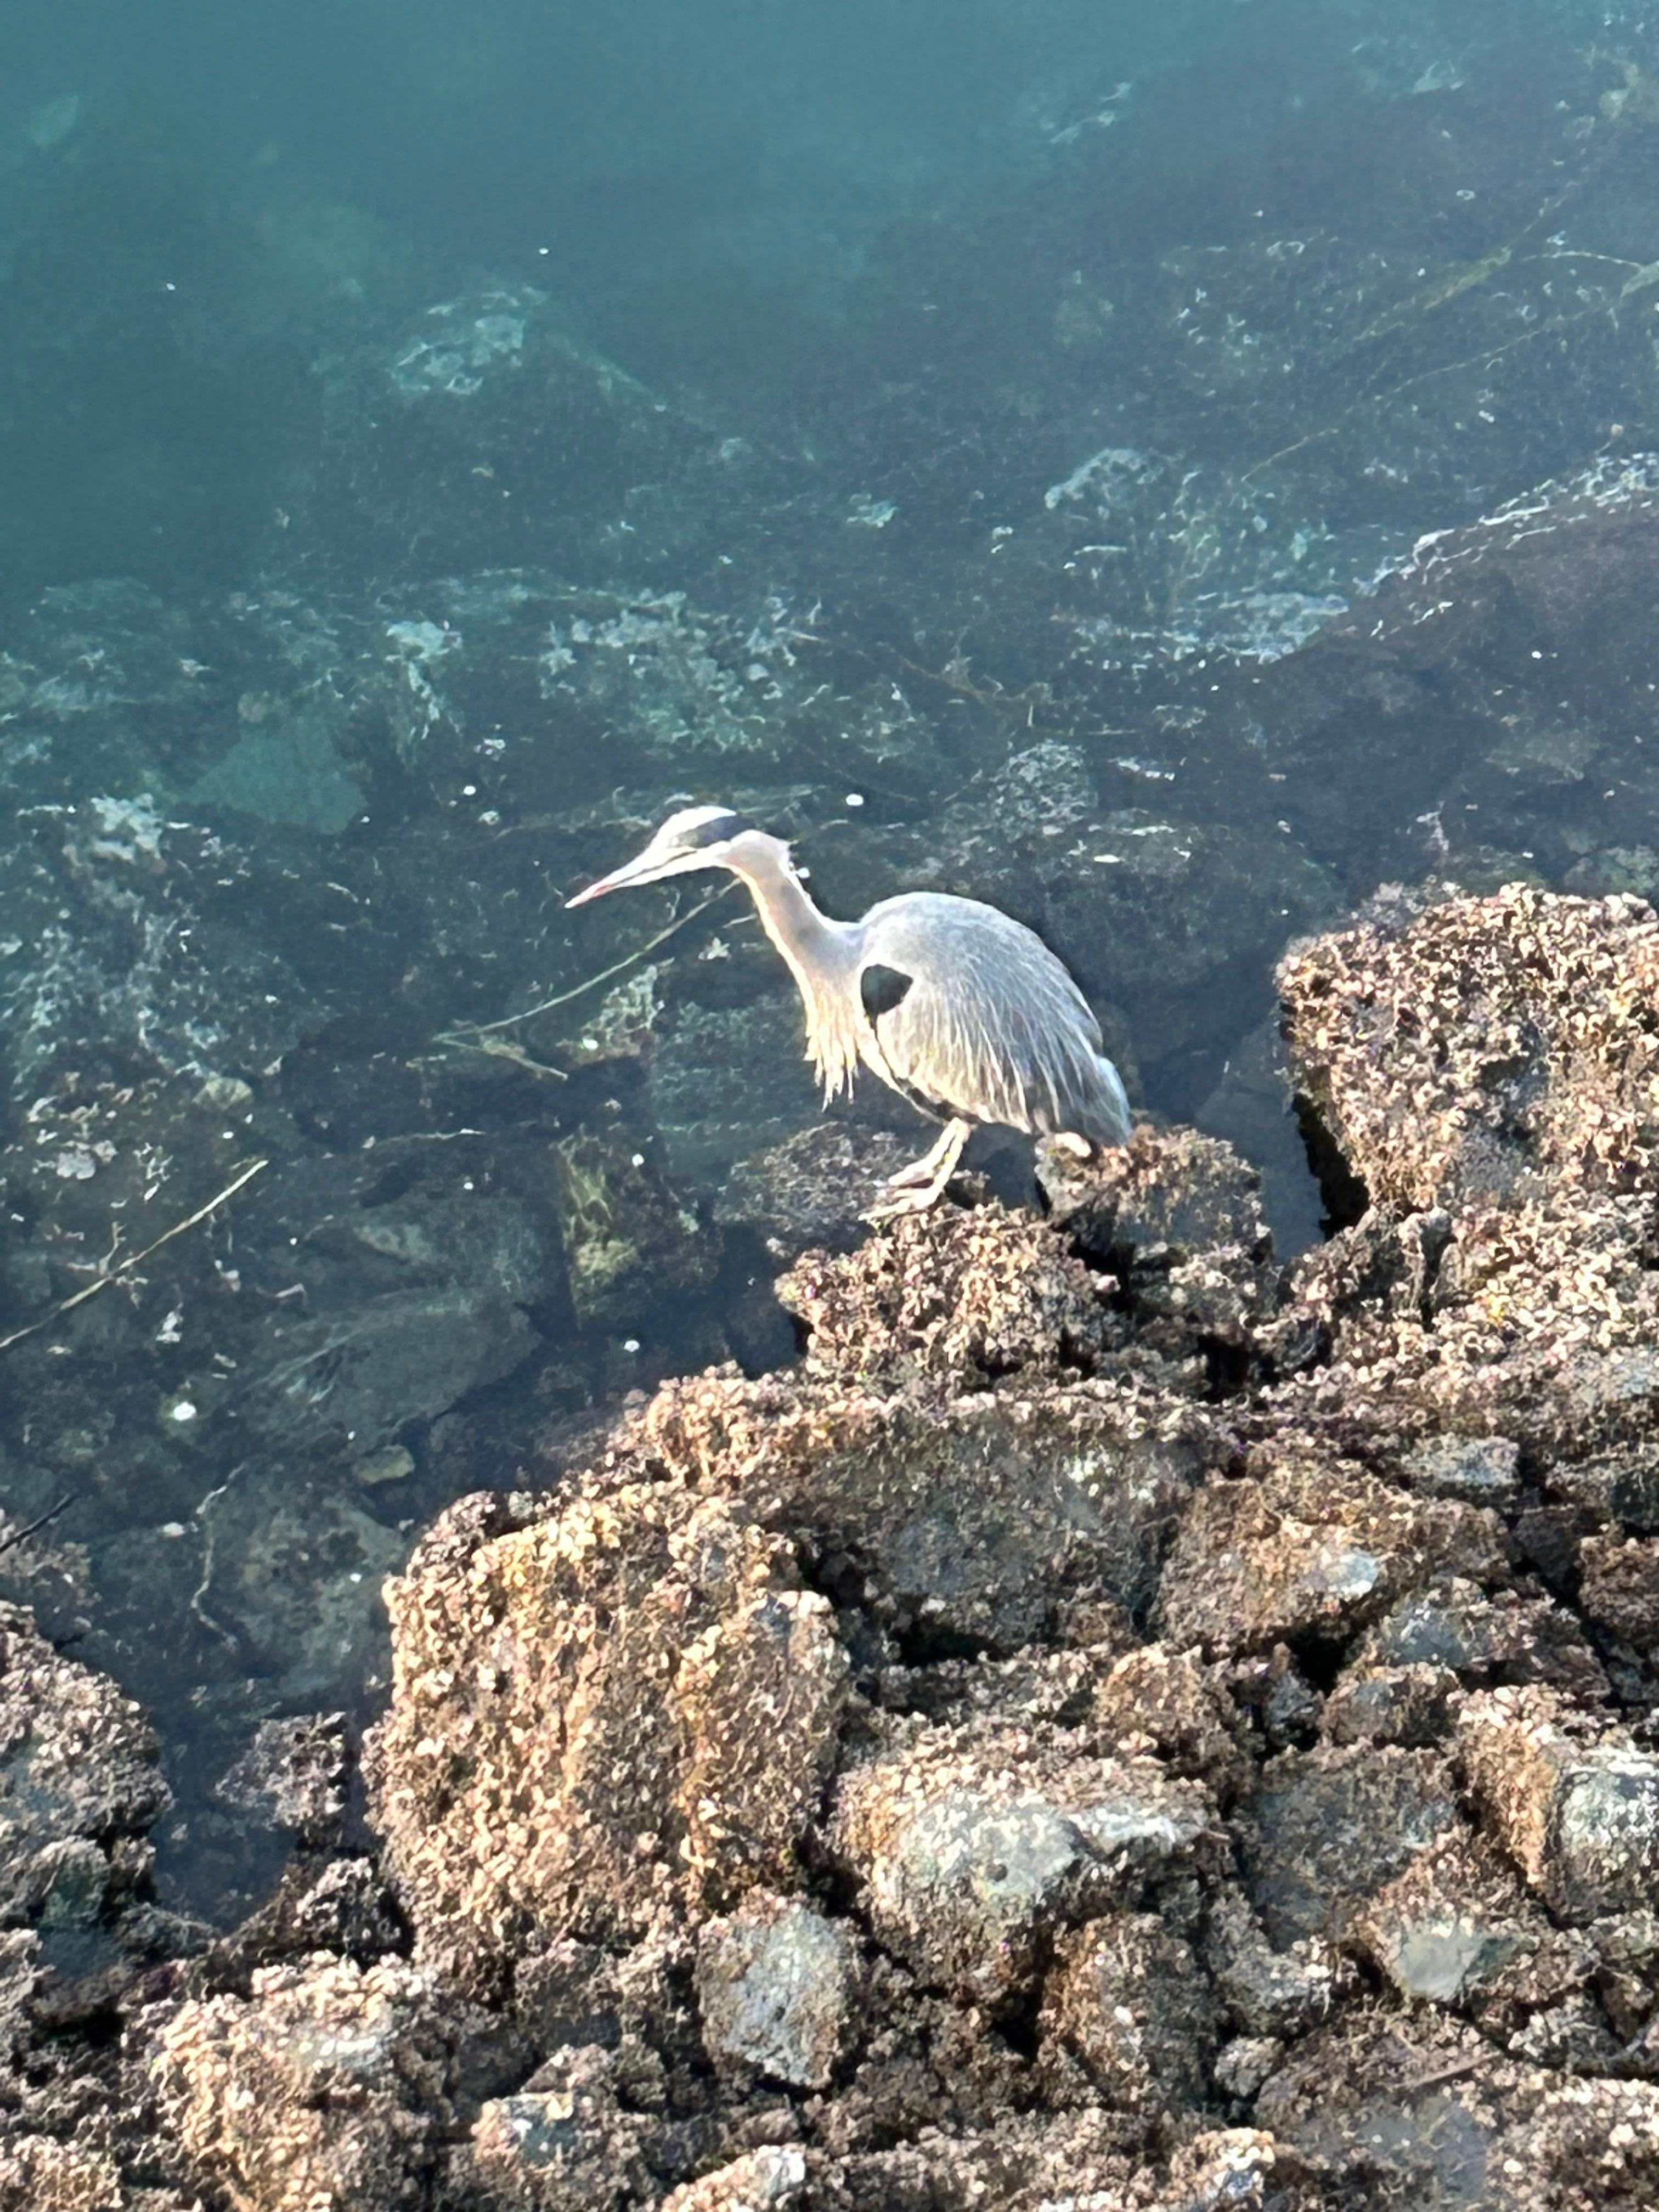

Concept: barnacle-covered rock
[[695, 1893, 860, 2090], [1280, 884, 1659, 1213], [156, 879, 1659, 2208], [1156, 1451, 1504, 1656], [1040, 1910, 1219, 2114], [365, 1484, 849, 1990], [830, 1722, 1212, 2008], [623, 1364, 1215, 1650], [0, 1605, 168, 1933], [1457, 1688, 1659, 1924], [150, 1955, 458, 2212]]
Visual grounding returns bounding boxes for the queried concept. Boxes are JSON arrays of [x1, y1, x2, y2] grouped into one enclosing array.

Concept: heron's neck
[[731, 846, 850, 974], [729, 839, 862, 1100]]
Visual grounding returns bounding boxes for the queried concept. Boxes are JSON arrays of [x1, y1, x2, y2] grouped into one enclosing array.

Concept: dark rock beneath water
[[213, 1715, 352, 1849], [0, 1605, 168, 1934]]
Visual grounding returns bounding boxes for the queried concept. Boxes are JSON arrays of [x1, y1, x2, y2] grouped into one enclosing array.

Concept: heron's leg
[[865, 1117, 973, 1221]]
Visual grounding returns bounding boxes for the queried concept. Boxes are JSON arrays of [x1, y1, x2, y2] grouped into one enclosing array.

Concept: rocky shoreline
[[5, 881, 1659, 2210]]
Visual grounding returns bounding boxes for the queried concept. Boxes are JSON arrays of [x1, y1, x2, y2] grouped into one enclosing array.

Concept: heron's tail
[[1089, 1053, 1133, 1147]]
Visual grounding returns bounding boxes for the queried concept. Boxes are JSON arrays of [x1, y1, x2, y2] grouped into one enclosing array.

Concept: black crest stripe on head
[[684, 811, 751, 849]]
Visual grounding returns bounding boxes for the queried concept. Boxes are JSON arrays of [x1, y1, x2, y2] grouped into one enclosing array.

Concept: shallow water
[[3, 0, 1658, 1917]]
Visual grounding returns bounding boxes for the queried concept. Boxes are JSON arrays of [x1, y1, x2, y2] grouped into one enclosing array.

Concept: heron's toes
[[861, 1185, 945, 1224]]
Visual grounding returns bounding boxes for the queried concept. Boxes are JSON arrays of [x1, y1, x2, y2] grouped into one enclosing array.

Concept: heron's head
[[564, 804, 759, 907]]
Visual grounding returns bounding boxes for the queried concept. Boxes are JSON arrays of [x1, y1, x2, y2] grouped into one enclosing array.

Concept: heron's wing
[[859, 895, 1125, 1139]]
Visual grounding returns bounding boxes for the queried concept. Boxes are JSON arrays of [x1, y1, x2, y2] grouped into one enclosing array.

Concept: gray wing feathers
[[860, 895, 1131, 1144]]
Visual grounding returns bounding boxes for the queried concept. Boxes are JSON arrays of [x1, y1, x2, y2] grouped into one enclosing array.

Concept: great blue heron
[[566, 805, 1133, 1217]]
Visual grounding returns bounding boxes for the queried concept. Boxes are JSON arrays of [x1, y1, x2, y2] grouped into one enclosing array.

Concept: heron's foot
[[863, 1118, 973, 1223], [862, 1178, 951, 1223]]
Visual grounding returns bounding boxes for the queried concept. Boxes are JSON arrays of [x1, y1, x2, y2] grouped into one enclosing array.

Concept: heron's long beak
[[563, 851, 662, 908]]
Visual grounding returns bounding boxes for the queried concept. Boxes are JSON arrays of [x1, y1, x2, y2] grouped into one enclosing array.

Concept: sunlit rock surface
[[7, 876, 1659, 2208]]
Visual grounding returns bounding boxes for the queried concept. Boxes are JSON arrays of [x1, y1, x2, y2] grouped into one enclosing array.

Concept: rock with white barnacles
[[1279, 884, 1659, 1215], [830, 1723, 1213, 2008], [1278, 888, 1659, 1460], [695, 1893, 860, 2090], [0, 1602, 168, 1933], [149, 1956, 458, 2212], [1040, 1910, 1219, 2113], [109, 882, 1659, 2208], [1155, 1449, 1504, 1656], [1457, 1688, 1659, 1924], [365, 1485, 850, 1992]]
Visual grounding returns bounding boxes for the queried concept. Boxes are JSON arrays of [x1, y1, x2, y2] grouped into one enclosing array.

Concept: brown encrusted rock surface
[[450, 2045, 660, 2211], [1352, 1828, 1584, 2011], [1157, 1451, 1505, 1655], [1457, 1688, 1659, 1923], [0, 1602, 169, 1929], [114, 883, 1659, 2210], [776, 1203, 1119, 1386], [620, 1363, 1220, 1650], [1039, 1125, 1287, 1363], [1578, 1533, 1659, 1651], [1237, 1743, 1463, 1946], [1041, 1910, 1220, 2113], [150, 1955, 455, 2212], [366, 1483, 849, 1987], [1278, 883, 1659, 1212], [0, 2135, 124, 2212], [1278, 889, 1659, 1459]]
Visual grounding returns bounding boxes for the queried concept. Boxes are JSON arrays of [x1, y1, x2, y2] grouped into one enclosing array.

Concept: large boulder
[[366, 1486, 849, 1990]]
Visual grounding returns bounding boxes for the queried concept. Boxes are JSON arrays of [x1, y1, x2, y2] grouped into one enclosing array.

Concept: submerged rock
[[0, 1604, 168, 1934]]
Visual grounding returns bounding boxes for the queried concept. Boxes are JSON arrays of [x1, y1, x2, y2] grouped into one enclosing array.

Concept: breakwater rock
[[12, 883, 1659, 2210]]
